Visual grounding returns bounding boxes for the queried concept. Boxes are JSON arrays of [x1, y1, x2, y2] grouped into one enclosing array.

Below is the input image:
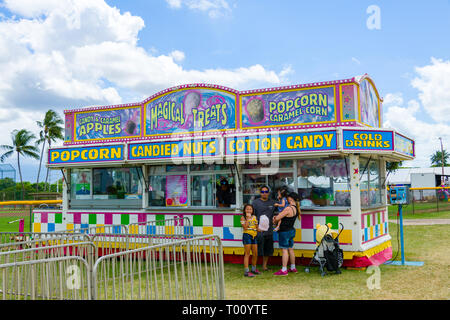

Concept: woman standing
[[272, 192, 301, 276]]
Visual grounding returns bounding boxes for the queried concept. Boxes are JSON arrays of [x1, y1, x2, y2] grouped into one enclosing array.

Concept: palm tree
[[1, 129, 40, 200], [430, 149, 449, 167], [36, 110, 64, 192]]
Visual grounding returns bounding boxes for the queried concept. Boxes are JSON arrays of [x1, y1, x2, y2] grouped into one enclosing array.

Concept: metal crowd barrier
[[0, 232, 86, 246], [92, 235, 224, 300], [0, 217, 224, 300], [0, 241, 95, 300], [0, 256, 91, 300]]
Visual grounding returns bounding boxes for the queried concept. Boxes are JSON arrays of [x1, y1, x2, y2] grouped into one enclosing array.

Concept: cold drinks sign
[[342, 129, 393, 151]]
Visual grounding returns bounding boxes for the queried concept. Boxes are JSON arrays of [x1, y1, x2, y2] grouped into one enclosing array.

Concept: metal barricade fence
[[0, 234, 89, 253], [0, 232, 86, 246], [63, 217, 193, 256], [0, 256, 91, 300], [0, 218, 225, 300], [92, 235, 224, 300], [0, 241, 95, 300]]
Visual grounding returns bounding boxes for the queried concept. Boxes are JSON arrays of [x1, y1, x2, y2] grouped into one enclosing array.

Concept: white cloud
[[351, 57, 361, 65], [165, 0, 232, 18], [411, 57, 450, 123], [0, 0, 287, 151], [384, 99, 450, 169], [383, 92, 403, 106], [383, 57, 450, 168], [165, 0, 183, 9]]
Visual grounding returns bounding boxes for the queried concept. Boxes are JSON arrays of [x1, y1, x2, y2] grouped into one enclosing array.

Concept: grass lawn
[[387, 201, 450, 218], [0, 206, 448, 300], [223, 222, 450, 300], [0, 215, 32, 233]]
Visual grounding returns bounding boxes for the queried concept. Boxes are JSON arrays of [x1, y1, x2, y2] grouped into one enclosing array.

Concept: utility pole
[[439, 137, 444, 185]]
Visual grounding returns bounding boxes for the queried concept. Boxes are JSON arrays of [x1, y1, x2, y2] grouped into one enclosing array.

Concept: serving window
[[297, 158, 351, 208], [360, 158, 382, 208], [69, 167, 143, 209], [242, 160, 294, 204], [147, 164, 236, 208]]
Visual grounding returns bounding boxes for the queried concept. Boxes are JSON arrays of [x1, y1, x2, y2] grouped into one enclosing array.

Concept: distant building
[[386, 167, 450, 200]]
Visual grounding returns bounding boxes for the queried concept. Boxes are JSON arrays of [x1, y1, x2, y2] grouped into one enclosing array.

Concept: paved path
[[388, 219, 450, 225]]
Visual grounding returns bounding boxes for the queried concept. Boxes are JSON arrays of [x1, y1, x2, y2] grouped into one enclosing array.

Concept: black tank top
[[279, 205, 298, 232]]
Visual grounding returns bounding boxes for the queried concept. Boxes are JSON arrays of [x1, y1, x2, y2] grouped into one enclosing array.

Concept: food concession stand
[[33, 74, 415, 267]]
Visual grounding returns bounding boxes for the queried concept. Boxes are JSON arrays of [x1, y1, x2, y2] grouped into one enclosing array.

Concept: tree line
[[0, 110, 63, 200]]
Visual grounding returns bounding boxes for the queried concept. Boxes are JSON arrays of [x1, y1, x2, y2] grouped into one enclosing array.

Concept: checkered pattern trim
[[33, 211, 354, 247], [361, 209, 388, 244]]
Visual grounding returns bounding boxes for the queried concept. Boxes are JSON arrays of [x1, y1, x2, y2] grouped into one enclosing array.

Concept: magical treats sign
[[240, 86, 336, 129], [144, 87, 237, 136]]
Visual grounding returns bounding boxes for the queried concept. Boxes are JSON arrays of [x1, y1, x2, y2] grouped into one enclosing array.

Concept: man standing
[[252, 185, 276, 271]]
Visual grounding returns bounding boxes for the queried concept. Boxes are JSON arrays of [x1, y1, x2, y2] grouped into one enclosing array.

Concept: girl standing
[[273, 188, 289, 231], [240, 204, 261, 277]]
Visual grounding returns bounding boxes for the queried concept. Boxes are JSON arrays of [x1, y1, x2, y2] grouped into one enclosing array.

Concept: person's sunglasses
[[260, 190, 269, 193]]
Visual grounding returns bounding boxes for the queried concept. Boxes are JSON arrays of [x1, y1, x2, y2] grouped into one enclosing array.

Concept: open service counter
[[36, 74, 415, 267]]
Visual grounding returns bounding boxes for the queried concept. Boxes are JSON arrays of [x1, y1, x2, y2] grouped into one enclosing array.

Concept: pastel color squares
[[233, 215, 242, 227], [223, 227, 235, 240], [222, 215, 235, 227], [294, 229, 301, 242], [129, 225, 139, 234], [112, 214, 121, 225], [33, 213, 41, 223], [104, 213, 113, 225], [325, 216, 339, 229], [301, 215, 314, 229], [203, 226, 213, 235], [165, 226, 175, 234], [138, 213, 146, 223], [89, 214, 96, 225], [213, 215, 223, 227], [193, 215, 203, 226], [339, 230, 352, 244], [156, 214, 165, 226], [33, 223, 41, 232], [55, 213, 63, 224], [202, 215, 212, 226], [302, 229, 314, 243], [184, 226, 193, 235], [146, 225, 156, 234], [121, 214, 129, 225]]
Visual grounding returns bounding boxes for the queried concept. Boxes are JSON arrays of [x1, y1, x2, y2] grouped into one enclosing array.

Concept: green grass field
[[388, 200, 450, 217], [0, 207, 448, 300], [223, 221, 450, 300]]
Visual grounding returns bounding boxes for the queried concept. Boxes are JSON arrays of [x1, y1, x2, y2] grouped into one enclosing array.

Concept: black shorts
[[256, 233, 274, 257]]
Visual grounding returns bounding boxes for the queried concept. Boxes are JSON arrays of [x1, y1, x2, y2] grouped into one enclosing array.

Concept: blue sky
[[0, 0, 449, 183]]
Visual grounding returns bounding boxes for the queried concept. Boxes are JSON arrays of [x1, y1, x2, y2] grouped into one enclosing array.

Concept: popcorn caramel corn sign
[[240, 86, 336, 129]]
